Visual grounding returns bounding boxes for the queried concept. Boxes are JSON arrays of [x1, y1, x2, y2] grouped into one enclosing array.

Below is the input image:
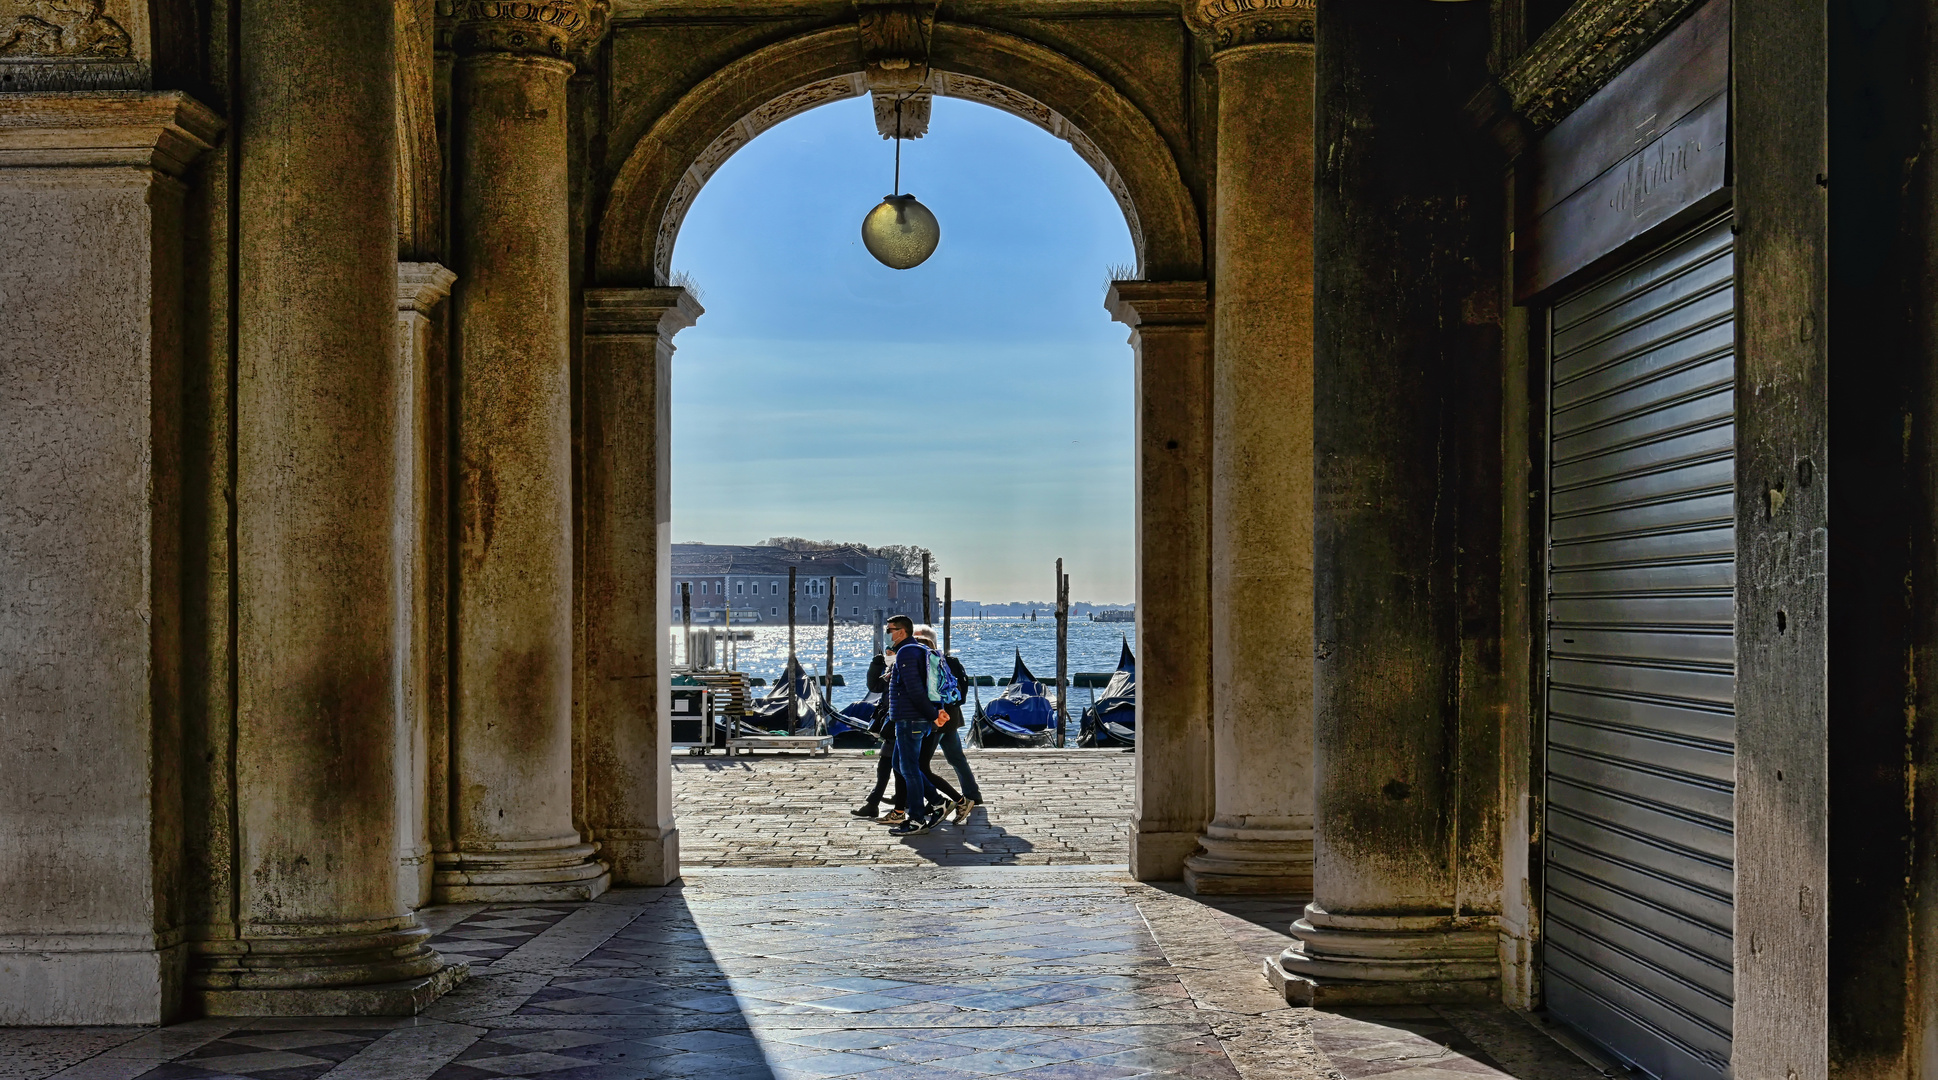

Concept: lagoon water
[[678, 617, 1137, 717]]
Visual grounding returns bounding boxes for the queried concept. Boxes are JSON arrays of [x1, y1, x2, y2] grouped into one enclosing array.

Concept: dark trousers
[[883, 724, 962, 811], [865, 737, 896, 806], [917, 727, 962, 805], [892, 720, 936, 816], [934, 727, 981, 802]]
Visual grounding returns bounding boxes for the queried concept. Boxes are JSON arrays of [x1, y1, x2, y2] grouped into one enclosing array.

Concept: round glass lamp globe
[[861, 194, 940, 269]]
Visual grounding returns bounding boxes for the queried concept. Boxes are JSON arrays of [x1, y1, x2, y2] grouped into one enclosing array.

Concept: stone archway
[[576, 20, 1214, 888], [592, 23, 1204, 286]]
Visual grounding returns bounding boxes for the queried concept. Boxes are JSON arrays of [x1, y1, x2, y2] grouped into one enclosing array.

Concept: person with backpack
[[913, 628, 982, 824], [849, 644, 913, 824], [879, 615, 950, 835]]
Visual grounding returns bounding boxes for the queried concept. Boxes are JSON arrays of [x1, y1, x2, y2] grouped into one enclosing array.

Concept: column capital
[[1105, 280, 1207, 329], [438, 0, 609, 63], [0, 90, 222, 176], [398, 262, 456, 315], [583, 286, 703, 341], [1188, 0, 1315, 51]]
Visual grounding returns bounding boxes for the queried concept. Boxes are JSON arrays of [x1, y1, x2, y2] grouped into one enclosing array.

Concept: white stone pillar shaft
[[1184, 28, 1318, 895], [211, 0, 458, 1011], [0, 91, 219, 1026], [440, 23, 609, 901], [582, 288, 700, 886], [396, 263, 455, 911], [1109, 282, 1215, 882]]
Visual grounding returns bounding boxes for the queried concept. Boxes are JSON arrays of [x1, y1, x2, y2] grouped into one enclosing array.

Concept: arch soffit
[[595, 23, 1204, 285]]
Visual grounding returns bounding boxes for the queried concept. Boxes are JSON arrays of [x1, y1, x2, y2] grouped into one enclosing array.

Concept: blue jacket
[[886, 640, 939, 724]]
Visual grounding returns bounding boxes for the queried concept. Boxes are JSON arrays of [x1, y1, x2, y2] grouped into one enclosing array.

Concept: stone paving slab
[[672, 750, 1134, 867], [5, 868, 1606, 1080]]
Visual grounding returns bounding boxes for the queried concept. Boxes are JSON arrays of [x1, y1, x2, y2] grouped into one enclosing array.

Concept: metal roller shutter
[[1543, 215, 1736, 1080]]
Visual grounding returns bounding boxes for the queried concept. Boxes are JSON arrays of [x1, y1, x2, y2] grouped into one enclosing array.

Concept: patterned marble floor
[[3, 868, 1606, 1080]]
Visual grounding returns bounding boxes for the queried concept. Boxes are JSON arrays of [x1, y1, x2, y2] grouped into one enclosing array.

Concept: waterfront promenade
[[672, 750, 1133, 868]]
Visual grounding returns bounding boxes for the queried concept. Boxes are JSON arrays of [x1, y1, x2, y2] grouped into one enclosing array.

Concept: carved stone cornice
[[0, 90, 222, 176], [439, 0, 609, 62], [583, 286, 702, 340], [1188, 0, 1314, 51], [398, 262, 457, 315], [1501, 0, 1701, 130]]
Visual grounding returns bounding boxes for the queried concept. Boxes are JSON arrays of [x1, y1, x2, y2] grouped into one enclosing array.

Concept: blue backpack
[[922, 646, 963, 706]]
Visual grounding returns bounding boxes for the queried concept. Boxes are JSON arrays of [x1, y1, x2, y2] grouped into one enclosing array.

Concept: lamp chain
[[893, 97, 903, 195]]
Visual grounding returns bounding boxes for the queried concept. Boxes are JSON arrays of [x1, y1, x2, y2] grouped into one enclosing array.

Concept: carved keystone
[[856, 0, 935, 137]]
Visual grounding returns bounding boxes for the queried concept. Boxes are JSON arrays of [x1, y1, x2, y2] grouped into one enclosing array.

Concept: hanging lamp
[[861, 96, 940, 269]]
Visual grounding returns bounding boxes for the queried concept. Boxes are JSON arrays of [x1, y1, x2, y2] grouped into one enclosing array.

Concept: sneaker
[[889, 819, 929, 836], [922, 808, 947, 830], [877, 809, 907, 825], [952, 799, 977, 825], [849, 804, 880, 818]]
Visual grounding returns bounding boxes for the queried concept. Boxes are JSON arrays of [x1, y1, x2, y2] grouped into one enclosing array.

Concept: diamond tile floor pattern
[[5, 867, 1604, 1080]]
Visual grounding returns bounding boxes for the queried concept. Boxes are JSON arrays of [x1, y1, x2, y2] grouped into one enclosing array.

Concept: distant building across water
[[670, 543, 934, 625]]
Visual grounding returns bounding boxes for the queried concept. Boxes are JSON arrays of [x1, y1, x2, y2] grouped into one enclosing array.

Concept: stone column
[[0, 91, 219, 1026], [1107, 282, 1214, 882], [396, 264, 456, 911], [206, 0, 461, 1014], [582, 288, 701, 887], [1181, 2, 1318, 895], [437, 0, 611, 902], [1266, 0, 1501, 1005]]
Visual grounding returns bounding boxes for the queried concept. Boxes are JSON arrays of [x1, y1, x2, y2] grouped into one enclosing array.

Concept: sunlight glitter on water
[[675, 617, 1136, 713]]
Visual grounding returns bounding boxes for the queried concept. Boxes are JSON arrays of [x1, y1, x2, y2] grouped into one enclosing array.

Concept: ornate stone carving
[[856, 0, 933, 90], [653, 72, 869, 282], [1501, 0, 1701, 130], [1189, 0, 1314, 49], [440, 0, 608, 61], [0, 0, 130, 58], [871, 89, 928, 139]]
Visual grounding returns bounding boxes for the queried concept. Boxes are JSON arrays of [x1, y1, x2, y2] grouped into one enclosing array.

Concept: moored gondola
[[975, 649, 1058, 747], [1078, 636, 1135, 748], [742, 656, 837, 737]]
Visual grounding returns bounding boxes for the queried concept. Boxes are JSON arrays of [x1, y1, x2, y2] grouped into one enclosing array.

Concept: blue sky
[[668, 94, 1139, 603]]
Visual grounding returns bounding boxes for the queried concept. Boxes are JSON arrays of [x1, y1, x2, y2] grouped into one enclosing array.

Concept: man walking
[[882, 615, 944, 835], [914, 628, 982, 823], [850, 645, 905, 822]]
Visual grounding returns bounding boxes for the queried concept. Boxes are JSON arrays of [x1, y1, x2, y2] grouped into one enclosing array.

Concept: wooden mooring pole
[[921, 552, 931, 625], [1055, 561, 1069, 748], [681, 581, 692, 669], [943, 577, 953, 655], [787, 566, 798, 731], [825, 576, 836, 712]]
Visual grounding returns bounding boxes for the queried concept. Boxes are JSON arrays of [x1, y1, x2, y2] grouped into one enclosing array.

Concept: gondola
[[741, 656, 838, 738], [1078, 636, 1135, 748], [975, 650, 1058, 748], [829, 693, 884, 749]]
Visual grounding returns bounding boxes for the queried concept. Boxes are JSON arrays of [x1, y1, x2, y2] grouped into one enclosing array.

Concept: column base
[[432, 842, 611, 902], [1181, 819, 1313, 894], [1267, 902, 1499, 1006], [194, 961, 468, 1016], [0, 937, 186, 1025], [598, 827, 680, 887], [1129, 829, 1201, 882]]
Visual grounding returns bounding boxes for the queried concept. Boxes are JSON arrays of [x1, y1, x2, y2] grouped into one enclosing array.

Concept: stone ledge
[[0, 90, 222, 175], [1265, 954, 1498, 1007], [192, 960, 469, 1017]]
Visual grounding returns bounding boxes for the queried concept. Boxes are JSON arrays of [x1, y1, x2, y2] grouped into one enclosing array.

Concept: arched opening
[[591, 30, 1203, 876]]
